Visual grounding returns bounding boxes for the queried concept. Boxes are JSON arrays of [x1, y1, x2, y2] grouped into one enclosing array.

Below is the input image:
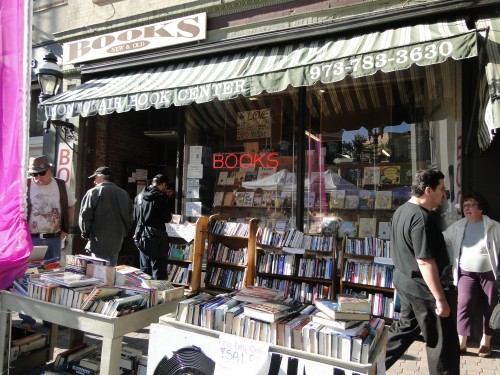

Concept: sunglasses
[[30, 170, 47, 177]]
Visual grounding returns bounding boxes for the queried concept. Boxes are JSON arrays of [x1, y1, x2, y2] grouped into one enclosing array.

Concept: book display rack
[[204, 214, 259, 294], [338, 237, 397, 319], [166, 216, 208, 292], [254, 226, 337, 304]]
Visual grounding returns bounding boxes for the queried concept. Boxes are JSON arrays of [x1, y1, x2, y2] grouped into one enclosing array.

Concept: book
[[80, 286, 120, 310], [378, 221, 391, 240], [232, 285, 281, 303], [234, 192, 246, 207], [337, 295, 372, 313], [213, 191, 224, 207], [252, 192, 263, 206], [345, 167, 362, 186], [311, 311, 363, 330], [308, 216, 323, 235], [262, 191, 273, 207], [380, 165, 401, 185], [338, 221, 358, 238], [399, 166, 413, 185], [359, 190, 375, 209], [243, 300, 300, 323], [114, 265, 152, 286], [392, 187, 411, 209], [226, 171, 236, 186], [374, 190, 393, 210], [291, 316, 312, 350], [40, 272, 102, 288], [322, 217, 339, 237], [243, 192, 255, 207], [315, 299, 371, 321], [362, 166, 380, 186], [329, 190, 345, 209], [86, 263, 115, 286], [234, 170, 247, 186], [217, 171, 228, 185], [245, 170, 258, 182], [222, 191, 236, 206], [344, 195, 359, 209], [358, 217, 377, 238]]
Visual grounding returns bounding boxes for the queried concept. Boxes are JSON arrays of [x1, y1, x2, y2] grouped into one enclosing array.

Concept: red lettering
[[56, 167, 70, 183], [59, 149, 71, 166], [225, 154, 238, 169], [267, 152, 279, 168], [240, 154, 253, 168], [252, 153, 266, 168], [213, 154, 224, 169]]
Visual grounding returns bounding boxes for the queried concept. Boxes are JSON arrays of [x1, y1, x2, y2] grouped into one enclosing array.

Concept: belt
[[31, 232, 60, 239]]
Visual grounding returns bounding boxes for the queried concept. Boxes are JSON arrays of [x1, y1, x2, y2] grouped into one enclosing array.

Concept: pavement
[[8, 314, 500, 375]]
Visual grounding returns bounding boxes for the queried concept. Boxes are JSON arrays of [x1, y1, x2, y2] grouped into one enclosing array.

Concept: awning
[[39, 19, 477, 120], [476, 17, 500, 150]]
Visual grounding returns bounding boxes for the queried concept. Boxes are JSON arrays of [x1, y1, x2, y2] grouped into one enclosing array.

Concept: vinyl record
[[154, 346, 216, 375]]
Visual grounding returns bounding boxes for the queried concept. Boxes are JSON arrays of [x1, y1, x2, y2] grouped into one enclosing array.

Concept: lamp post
[[35, 51, 62, 103]]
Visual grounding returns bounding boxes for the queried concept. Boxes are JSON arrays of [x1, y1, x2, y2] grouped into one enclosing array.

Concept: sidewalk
[[9, 314, 500, 374]]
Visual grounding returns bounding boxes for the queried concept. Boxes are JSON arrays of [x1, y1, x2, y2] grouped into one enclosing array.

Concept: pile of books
[[173, 288, 386, 365]]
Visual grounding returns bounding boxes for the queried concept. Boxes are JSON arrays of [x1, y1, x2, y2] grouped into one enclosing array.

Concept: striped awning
[[476, 17, 500, 150], [39, 19, 477, 120]]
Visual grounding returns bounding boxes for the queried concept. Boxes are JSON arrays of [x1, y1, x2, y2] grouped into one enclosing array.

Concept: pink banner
[[0, 0, 32, 289]]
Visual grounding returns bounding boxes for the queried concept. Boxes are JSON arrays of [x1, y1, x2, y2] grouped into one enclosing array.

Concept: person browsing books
[[385, 168, 460, 374], [133, 174, 172, 280], [442, 192, 500, 358], [79, 167, 133, 266]]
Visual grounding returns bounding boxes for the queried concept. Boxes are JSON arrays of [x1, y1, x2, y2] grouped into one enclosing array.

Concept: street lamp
[[35, 51, 62, 103]]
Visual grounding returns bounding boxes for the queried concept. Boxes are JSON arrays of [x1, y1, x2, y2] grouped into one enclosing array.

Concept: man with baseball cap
[[79, 166, 133, 266]]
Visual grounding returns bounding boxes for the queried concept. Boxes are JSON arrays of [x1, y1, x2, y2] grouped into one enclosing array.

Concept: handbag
[[490, 303, 500, 330]]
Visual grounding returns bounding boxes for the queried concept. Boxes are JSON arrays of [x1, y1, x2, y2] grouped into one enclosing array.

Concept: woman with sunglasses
[[443, 192, 500, 357]]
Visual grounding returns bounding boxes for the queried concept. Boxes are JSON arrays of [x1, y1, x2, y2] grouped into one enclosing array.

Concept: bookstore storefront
[[40, 17, 495, 237]]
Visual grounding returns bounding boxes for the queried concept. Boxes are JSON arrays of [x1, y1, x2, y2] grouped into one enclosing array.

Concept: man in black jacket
[[133, 174, 172, 279]]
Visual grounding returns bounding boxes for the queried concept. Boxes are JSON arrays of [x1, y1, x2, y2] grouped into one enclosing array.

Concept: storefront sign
[[63, 13, 207, 64], [237, 108, 272, 140], [213, 152, 279, 169], [56, 142, 73, 186]]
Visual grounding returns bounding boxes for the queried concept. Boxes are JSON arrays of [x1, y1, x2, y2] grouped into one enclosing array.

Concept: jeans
[[31, 236, 61, 260], [91, 252, 119, 267], [139, 251, 168, 280]]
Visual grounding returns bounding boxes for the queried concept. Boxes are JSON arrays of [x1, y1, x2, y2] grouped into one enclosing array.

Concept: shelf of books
[[165, 216, 208, 292], [338, 236, 399, 320], [158, 287, 387, 374], [254, 224, 337, 304], [204, 215, 259, 294]]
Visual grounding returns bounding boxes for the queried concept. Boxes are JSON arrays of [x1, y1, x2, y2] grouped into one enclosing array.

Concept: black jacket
[[133, 185, 172, 230]]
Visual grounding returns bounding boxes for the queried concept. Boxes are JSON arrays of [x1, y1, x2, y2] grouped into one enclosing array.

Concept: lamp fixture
[[35, 51, 62, 103]]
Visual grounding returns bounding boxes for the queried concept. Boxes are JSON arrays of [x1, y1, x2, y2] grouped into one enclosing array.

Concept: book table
[[147, 317, 388, 375], [0, 291, 182, 375]]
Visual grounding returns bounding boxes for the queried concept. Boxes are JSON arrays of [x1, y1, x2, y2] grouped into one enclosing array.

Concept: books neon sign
[[213, 152, 279, 169]]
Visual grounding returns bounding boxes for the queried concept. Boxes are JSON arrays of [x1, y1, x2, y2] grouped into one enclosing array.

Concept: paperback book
[[362, 166, 380, 186], [380, 165, 400, 185], [359, 190, 375, 210], [344, 195, 359, 209], [243, 300, 301, 323], [374, 190, 393, 210], [315, 299, 371, 321], [329, 190, 345, 209], [336, 295, 372, 313], [358, 218, 377, 238]]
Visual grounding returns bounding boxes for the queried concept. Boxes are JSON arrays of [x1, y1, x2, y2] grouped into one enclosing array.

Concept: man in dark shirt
[[385, 169, 460, 375], [133, 174, 172, 279]]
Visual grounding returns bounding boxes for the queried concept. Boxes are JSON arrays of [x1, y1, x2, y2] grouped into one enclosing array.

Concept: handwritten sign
[[237, 108, 272, 140], [217, 333, 269, 373], [165, 222, 195, 242]]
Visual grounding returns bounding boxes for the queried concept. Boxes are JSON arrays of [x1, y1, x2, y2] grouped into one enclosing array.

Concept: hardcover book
[[359, 190, 375, 209], [378, 221, 391, 240], [329, 190, 345, 209], [358, 217, 377, 238], [362, 166, 380, 186], [380, 165, 401, 185], [374, 190, 393, 210], [217, 171, 228, 186], [344, 195, 360, 209], [399, 166, 413, 185], [311, 311, 362, 330], [213, 191, 224, 207], [336, 295, 372, 313], [243, 301, 300, 323], [243, 192, 255, 207], [338, 221, 358, 238], [234, 192, 246, 207], [314, 299, 371, 321]]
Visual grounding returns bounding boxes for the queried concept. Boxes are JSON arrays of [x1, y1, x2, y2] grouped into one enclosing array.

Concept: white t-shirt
[[29, 178, 77, 233]]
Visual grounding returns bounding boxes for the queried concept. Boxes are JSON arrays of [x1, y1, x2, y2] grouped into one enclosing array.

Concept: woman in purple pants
[[443, 192, 500, 357]]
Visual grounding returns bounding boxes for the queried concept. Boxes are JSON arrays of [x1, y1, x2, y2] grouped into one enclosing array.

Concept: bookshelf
[[203, 214, 259, 294], [166, 216, 208, 292], [254, 227, 337, 303], [338, 236, 397, 319]]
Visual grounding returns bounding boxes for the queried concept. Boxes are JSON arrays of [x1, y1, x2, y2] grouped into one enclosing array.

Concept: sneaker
[[478, 346, 491, 358]]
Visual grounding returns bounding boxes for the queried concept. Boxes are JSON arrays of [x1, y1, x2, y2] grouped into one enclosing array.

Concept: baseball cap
[[88, 166, 112, 178]]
